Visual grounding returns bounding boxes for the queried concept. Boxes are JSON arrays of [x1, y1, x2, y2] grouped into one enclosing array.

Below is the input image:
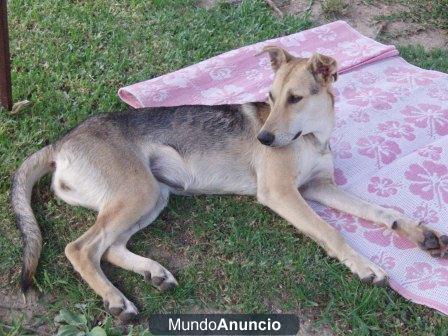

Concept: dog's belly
[[183, 155, 257, 195], [149, 144, 257, 196]]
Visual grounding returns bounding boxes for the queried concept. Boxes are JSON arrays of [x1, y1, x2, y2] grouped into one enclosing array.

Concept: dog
[[12, 47, 448, 322]]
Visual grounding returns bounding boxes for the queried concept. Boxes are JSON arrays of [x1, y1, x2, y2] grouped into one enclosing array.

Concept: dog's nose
[[257, 131, 275, 146]]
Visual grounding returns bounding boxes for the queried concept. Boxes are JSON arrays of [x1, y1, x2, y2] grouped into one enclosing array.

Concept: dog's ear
[[261, 46, 294, 71], [307, 53, 338, 85]]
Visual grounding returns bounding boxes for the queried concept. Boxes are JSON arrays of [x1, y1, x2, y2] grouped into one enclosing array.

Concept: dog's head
[[257, 46, 337, 147]]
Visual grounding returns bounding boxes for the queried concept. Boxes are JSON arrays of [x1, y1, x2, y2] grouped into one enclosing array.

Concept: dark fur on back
[[94, 104, 255, 154], [57, 104, 257, 159]]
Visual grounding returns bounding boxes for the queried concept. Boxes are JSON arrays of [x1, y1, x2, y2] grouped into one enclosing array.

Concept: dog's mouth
[[292, 131, 302, 140]]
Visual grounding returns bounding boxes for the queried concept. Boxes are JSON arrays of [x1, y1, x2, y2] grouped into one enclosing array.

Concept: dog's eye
[[288, 95, 303, 104]]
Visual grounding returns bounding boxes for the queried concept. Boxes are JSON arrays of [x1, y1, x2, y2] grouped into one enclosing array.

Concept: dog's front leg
[[302, 181, 448, 257], [257, 181, 387, 284]]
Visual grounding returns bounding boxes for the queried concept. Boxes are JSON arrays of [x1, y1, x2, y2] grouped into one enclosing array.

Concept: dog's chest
[[293, 135, 333, 187]]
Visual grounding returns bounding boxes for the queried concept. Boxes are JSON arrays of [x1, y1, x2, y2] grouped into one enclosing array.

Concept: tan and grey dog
[[12, 47, 448, 322]]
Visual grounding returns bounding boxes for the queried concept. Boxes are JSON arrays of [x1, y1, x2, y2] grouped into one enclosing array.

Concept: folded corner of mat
[[118, 87, 142, 109]]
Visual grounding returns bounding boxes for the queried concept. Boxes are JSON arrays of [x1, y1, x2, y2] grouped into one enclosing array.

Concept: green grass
[[1, 0, 448, 335]]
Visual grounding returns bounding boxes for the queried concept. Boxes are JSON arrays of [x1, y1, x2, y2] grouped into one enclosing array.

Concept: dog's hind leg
[[104, 245, 178, 292], [302, 181, 448, 257], [103, 185, 178, 292], [65, 194, 156, 322], [61, 157, 161, 322]]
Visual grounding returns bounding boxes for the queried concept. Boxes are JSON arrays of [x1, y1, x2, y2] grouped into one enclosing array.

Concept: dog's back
[[101, 104, 256, 151]]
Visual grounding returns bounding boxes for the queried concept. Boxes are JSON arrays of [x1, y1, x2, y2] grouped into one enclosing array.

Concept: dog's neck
[[303, 132, 331, 154], [312, 90, 335, 146], [308, 116, 334, 145], [302, 103, 335, 147]]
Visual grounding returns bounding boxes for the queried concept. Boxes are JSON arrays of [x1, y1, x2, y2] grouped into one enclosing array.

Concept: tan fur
[[11, 47, 448, 323]]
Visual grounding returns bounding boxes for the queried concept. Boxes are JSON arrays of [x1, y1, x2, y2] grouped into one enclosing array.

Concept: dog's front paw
[[342, 248, 388, 285], [394, 218, 448, 258], [417, 226, 448, 258]]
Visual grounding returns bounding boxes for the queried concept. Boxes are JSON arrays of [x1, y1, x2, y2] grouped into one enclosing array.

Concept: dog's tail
[[11, 145, 54, 292]]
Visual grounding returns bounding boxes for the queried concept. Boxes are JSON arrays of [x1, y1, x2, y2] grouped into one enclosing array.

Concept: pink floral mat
[[118, 21, 448, 315]]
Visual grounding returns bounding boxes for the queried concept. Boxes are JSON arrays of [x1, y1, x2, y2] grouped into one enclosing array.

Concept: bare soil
[[199, 0, 448, 50], [286, 0, 447, 49], [0, 289, 54, 335]]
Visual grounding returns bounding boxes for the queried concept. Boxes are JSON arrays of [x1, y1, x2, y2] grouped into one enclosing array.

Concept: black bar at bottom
[[148, 314, 300, 335]]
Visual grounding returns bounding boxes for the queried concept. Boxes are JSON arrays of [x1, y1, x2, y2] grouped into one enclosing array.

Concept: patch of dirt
[[261, 296, 334, 336], [150, 243, 190, 275], [297, 317, 334, 336], [198, 0, 447, 50], [386, 22, 447, 50], [283, 0, 448, 49], [0, 288, 55, 335]]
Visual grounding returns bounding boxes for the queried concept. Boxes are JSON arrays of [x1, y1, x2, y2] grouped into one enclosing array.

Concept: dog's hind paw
[[144, 268, 178, 292], [104, 297, 138, 323]]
